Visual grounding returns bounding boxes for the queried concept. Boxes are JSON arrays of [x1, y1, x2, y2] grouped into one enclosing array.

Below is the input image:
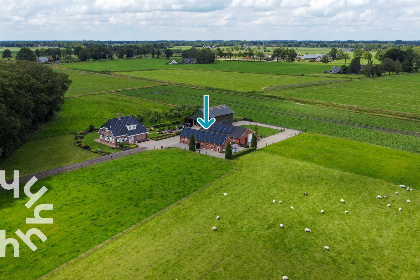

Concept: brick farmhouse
[[98, 113, 147, 147]]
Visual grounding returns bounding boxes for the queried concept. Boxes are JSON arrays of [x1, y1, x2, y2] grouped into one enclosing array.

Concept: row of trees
[[0, 61, 71, 159], [272, 47, 298, 62]]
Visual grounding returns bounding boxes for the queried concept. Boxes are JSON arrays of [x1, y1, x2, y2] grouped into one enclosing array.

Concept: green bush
[[231, 147, 256, 159]]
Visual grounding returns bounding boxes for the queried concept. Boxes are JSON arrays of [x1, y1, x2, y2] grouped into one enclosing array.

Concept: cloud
[[0, 0, 419, 40]]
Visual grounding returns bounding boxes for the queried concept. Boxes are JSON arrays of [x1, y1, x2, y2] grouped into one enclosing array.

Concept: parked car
[[183, 123, 192, 128]]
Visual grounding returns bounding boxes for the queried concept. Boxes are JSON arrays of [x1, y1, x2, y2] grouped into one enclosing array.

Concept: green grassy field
[[55, 68, 161, 96], [46, 150, 419, 280], [269, 73, 420, 114], [264, 133, 420, 187], [63, 58, 339, 75], [35, 94, 170, 139], [0, 134, 98, 179], [118, 86, 420, 154], [0, 149, 234, 280], [119, 70, 338, 92]]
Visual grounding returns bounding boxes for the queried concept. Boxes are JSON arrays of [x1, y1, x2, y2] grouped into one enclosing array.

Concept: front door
[[129, 136, 134, 143]]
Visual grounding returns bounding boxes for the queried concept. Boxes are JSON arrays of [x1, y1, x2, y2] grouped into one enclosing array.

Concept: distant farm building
[[187, 105, 234, 125], [168, 60, 178, 65], [184, 58, 195, 64], [98, 113, 147, 146], [329, 66, 341, 74], [297, 54, 325, 61], [180, 123, 254, 152], [37, 57, 49, 63]]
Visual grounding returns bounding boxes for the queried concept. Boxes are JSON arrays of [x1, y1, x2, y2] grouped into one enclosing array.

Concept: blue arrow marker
[[197, 95, 216, 129]]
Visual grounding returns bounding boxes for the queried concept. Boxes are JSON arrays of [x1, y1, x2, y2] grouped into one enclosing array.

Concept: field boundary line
[[66, 84, 167, 98], [38, 166, 239, 280]]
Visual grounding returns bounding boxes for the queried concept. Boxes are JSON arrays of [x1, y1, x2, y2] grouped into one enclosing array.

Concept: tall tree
[[343, 53, 350, 64], [251, 133, 257, 148], [329, 48, 338, 60], [2, 49, 12, 60], [165, 48, 174, 59], [16, 47, 37, 61], [225, 142, 232, 159], [349, 56, 361, 74], [189, 135, 196, 151]]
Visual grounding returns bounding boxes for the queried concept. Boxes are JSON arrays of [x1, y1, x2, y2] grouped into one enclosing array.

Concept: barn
[[187, 105, 234, 125]]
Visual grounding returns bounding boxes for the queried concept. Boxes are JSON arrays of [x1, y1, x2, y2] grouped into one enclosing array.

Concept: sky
[[1, 0, 419, 41]]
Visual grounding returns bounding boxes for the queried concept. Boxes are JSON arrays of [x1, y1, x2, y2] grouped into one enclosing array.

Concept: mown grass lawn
[[119, 69, 337, 92], [241, 124, 283, 138], [0, 134, 98, 180], [0, 149, 234, 280], [269, 73, 420, 114], [54, 68, 161, 97], [263, 133, 420, 187], [46, 151, 419, 280], [35, 93, 171, 139], [81, 132, 118, 154]]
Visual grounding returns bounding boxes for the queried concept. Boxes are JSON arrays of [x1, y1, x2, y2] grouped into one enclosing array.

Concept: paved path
[[3, 122, 303, 185]]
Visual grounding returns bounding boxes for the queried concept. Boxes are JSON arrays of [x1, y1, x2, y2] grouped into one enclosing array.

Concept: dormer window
[[126, 125, 137, 131]]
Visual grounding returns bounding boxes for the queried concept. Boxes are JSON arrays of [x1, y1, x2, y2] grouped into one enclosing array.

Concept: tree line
[[0, 61, 71, 159]]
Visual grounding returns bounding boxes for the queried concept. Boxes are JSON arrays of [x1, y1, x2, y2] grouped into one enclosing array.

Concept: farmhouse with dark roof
[[98, 113, 147, 146], [187, 104, 234, 125], [180, 122, 253, 152]]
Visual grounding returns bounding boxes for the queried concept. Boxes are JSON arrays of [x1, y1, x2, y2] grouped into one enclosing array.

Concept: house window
[[126, 125, 137, 131], [100, 134, 103, 140], [201, 143, 203, 148], [217, 147, 220, 152], [211, 145, 213, 150]]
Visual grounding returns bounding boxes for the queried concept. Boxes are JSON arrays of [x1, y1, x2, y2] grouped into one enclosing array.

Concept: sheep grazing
[[273, 200, 276, 203], [216, 216, 220, 220], [387, 204, 391, 207], [304, 192, 309, 196], [399, 208, 402, 212], [399, 184, 406, 188], [345, 211, 349, 214], [212, 226, 217, 231], [280, 224, 284, 228], [410, 188, 413, 191], [279, 201, 283, 204], [384, 195, 388, 198], [395, 192, 399, 195], [291, 206, 294, 210], [324, 246, 330, 251], [321, 210, 325, 214], [340, 199, 345, 203], [223, 193, 228, 196], [407, 200, 411, 203], [304, 228, 311, 232], [282, 276, 289, 280], [376, 195, 382, 199], [407, 187, 410, 191]]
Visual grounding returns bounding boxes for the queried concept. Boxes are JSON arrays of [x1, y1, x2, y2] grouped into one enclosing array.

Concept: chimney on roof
[[117, 113, 121, 120]]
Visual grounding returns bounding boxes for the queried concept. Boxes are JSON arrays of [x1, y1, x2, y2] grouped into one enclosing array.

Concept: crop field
[[0, 134, 98, 179], [55, 68, 161, 96], [63, 58, 340, 75], [35, 93, 170, 139], [46, 151, 419, 280], [119, 69, 337, 92], [119, 86, 420, 153], [269, 73, 420, 114], [0, 149, 233, 280]]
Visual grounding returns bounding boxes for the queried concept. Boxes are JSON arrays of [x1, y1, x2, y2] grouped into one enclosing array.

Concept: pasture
[[55, 68, 161, 97], [46, 150, 419, 280], [119, 69, 337, 92], [0, 149, 234, 280]]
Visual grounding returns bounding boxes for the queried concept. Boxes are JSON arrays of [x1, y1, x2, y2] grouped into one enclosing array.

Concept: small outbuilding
[[184, 58, 195, 64], [98, 113, 147, 146], [187, 104, 234, 125]]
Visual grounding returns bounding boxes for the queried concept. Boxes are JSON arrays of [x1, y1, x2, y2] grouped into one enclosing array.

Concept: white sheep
[[399, 184, 405, 188], [407, 187, 410, 191], [324, 246, 330, 251], [407, 200, 411, 203], [410, 188, 413, 191], [321, 210, 325, 214], [399, 208, 402, 212], [291, 206, 294, 210], [395, 192, 399, 195], [345, 211, 349, 214], [280, 224, 284, 228], [282, 276, 289, 280], [340, 199, 345, 203], [273, 200, 276, 203], [376, 195, 382, 199], [387, 204, 391, 207], [384, 195, 388, 198], [216, 216, 220, 220], [279, 201, 283, 204], [223, 193, 228, 196], [305, 228, 311, 232], [212, 226, 217, 231]]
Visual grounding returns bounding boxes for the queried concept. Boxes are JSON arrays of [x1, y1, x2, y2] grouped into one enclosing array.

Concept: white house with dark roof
[[187, 105, 234, 125], [98, 113, 147, 146]]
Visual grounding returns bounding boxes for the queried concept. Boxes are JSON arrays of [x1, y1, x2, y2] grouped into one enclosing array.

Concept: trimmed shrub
[[225, 142, 232, 159], [231, 147, 256, 159]]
